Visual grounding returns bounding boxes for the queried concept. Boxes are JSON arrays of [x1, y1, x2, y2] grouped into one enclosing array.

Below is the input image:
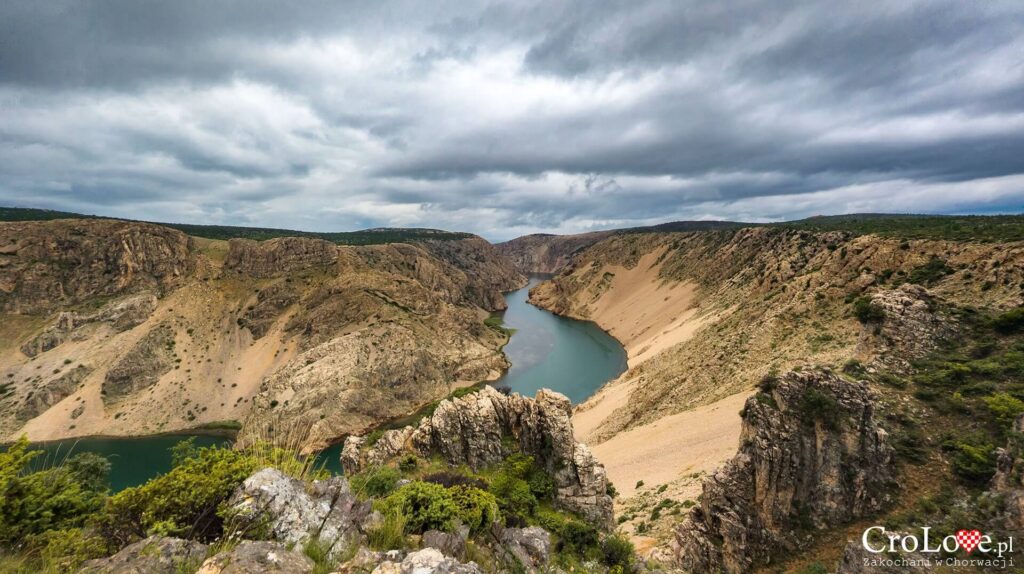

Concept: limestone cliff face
[[224, 236, 338, 277], [0, 219, 522, 447], [0, 219, 194, 314], [495, 232, 613, 274], [673, 369, 896, 574], [342, 386, 615, 529]]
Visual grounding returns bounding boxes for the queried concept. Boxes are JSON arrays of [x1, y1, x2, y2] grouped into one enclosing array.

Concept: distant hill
[[0, 206, 473, 245]]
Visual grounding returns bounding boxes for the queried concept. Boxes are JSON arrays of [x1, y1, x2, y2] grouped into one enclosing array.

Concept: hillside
[[528, 223, 1024, 557], [0, 206, 473, 245], [0, 217, 525, 449]]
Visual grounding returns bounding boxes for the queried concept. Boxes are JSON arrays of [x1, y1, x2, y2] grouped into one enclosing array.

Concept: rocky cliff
[[0, 219, 194, 314], [673, 368, 896, 573], [0, 218, 524, 448], [342, 386, 615, 529], [495, 232, 613, 274]]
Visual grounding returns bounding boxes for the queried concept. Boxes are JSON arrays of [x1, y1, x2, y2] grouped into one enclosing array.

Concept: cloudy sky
[[1, 1, 1023, 240]]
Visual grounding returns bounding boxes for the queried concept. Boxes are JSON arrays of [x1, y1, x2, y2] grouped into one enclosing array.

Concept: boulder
[[225, 468, 374, 558], [79, 536, 207, 574], [196, 541, 314, 574], [496, 526, 551, 570], [422, 529, 467, 559]]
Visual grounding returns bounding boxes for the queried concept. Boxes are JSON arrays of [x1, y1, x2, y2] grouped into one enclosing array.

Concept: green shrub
[[984, 393, 1024, 432], [947, 437, 997, 485], [352, 467, 401, 499], [908, 257, 953, 286], [600, 535, 635, 569], [0, 438, 107, 543], [852, 296, 885, 323], [559, 520, 598, 556], [799, 388, 843, 431], [398, 455, 419, 473], [992, 308, 1024, 334], [26, 528, 107, 572], [378, 481, 459, 533], [97, 446, 259, 546], [448, 486, 500, 533], [489, 473, 536, 525]]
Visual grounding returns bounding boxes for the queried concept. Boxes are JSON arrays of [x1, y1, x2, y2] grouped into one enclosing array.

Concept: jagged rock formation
[[226, 468, 375, 558], [496, 231, 614, 274], [20, 292, 158, 357], [0, 219, 193, 314], [672, 368, 896, 574], [342, 386, 615, 529]]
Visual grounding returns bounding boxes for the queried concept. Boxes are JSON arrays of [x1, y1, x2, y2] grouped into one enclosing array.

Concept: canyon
[[3, 211, 1024, 572]]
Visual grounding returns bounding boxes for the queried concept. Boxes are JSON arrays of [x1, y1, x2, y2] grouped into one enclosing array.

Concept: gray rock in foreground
[[79, 536, 207, 574]]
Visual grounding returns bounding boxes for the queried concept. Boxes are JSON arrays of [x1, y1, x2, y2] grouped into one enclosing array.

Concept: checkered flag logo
[[956, 529, 982, 554]]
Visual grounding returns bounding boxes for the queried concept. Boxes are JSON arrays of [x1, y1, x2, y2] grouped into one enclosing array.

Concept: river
[[24, 276, 627, 491]]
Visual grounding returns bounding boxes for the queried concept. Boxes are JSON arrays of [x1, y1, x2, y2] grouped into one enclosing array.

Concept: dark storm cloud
[[0, 0, 1022, 238]]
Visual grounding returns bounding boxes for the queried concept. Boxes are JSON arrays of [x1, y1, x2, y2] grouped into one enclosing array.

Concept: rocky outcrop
[[238, 281, 300, 338], [496, 232, 613, 274], [672, 368, 896, 574], [0, 219, 193, 314], [224, 237, 339, 277], [20, 292, 157, 357], [102, 324, 175, 401], [196, 541, 314, 574], [342, 386, 614, 529], [17, 364, 92, 420], [80, 536, 208, 574], [226, 468, 374, 558], [418, 237, 527, 310], [858, 284, 958, 373]]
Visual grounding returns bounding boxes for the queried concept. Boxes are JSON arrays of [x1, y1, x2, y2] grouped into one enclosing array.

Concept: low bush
[[946, 436, 997, 485], [852, 296, 885, 323], [600, 535, 635, 569], [96, 445, 259, 546], [377, 481, 497, 534], [352, 467, 401, 498], [0, 438, 108, 543]]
